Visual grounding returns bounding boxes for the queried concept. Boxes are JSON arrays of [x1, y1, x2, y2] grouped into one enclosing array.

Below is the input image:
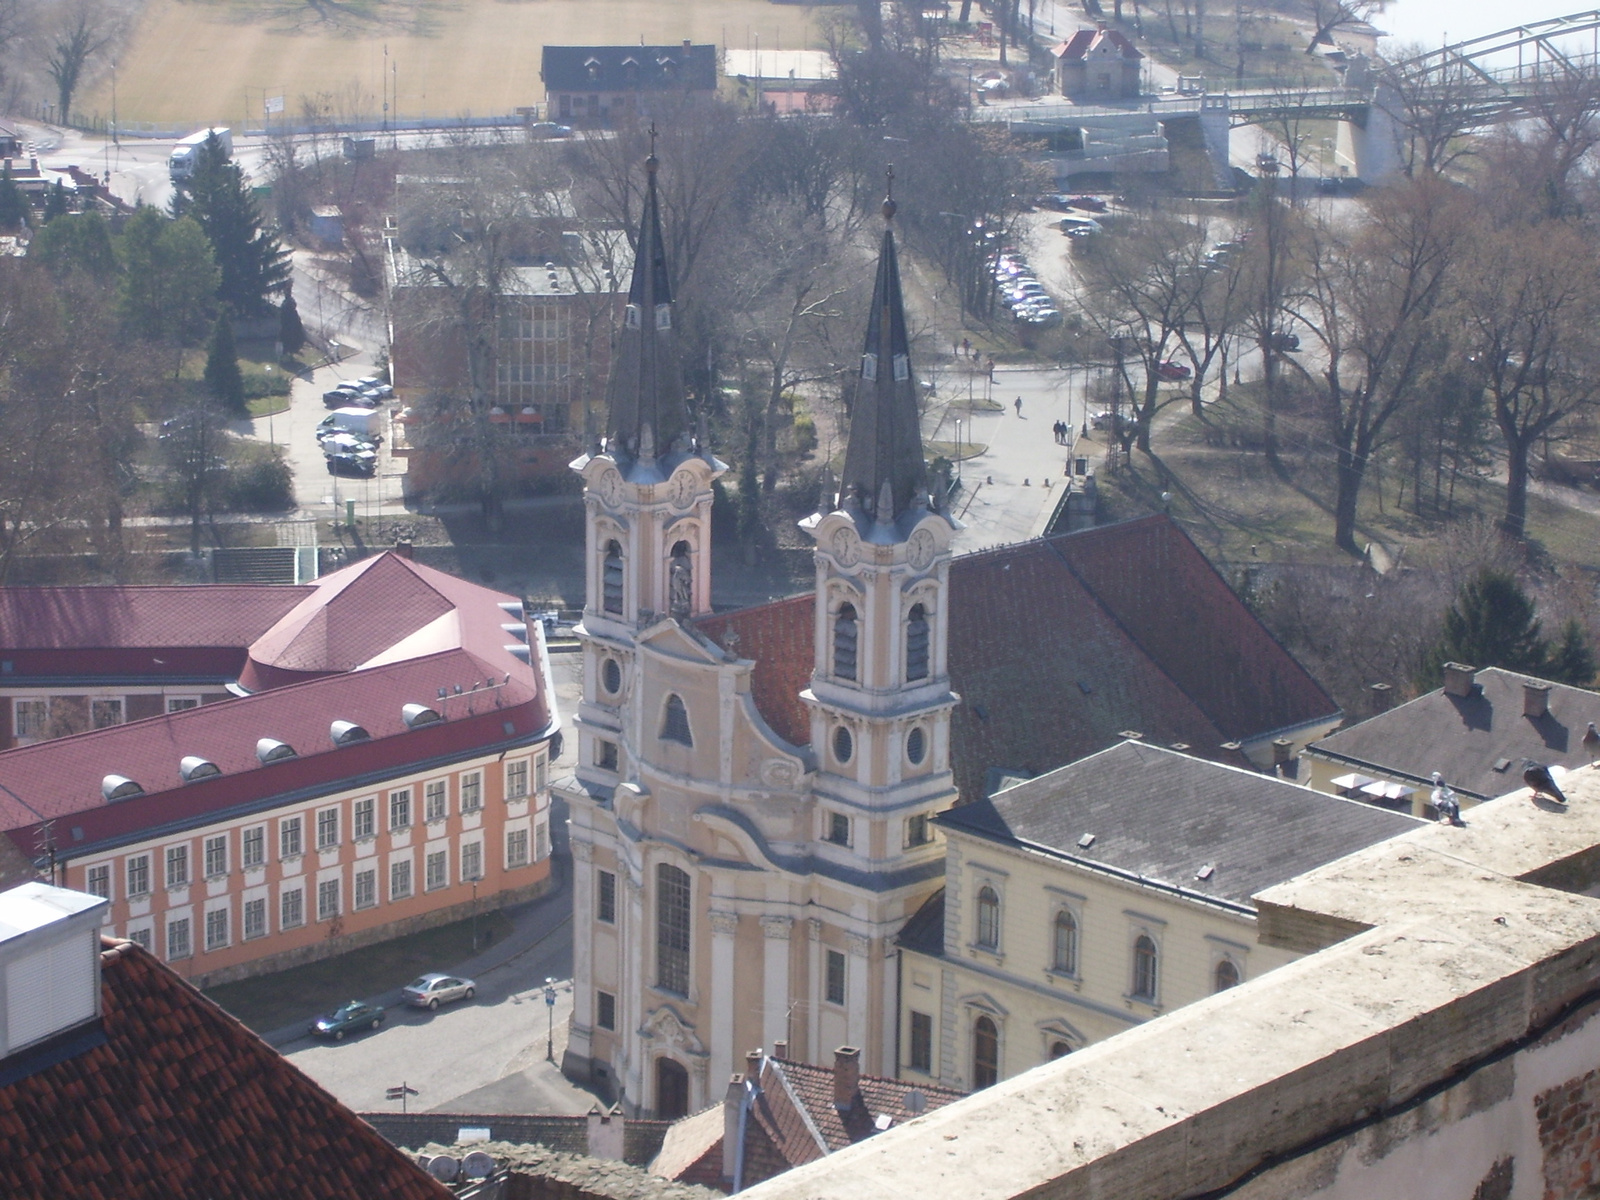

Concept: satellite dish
[[462, 1151, 496, 1179], [427, 1155, 459, 1182]]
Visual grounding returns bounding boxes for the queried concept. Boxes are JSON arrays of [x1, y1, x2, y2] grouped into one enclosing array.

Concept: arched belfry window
[[656, 863, 691, 995], [669, 541, 692, 620], [906, 603, 930, 682], [661, 694, 693, 747], [602, 540, 624, 615], [833, 603, 859, 681]]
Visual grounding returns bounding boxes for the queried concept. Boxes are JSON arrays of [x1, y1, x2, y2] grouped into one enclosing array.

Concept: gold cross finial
[[882, 164, 897, 222], [645, 124, 660, 174]]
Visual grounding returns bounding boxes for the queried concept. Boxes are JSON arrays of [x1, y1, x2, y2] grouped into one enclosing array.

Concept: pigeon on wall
[[1431, 772, 1461, 825], [1524, 761, 1569, 805], [1583, 721, 1600, 764]]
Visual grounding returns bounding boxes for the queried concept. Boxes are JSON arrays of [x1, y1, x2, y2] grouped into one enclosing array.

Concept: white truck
[[169, 128, 233, 182]]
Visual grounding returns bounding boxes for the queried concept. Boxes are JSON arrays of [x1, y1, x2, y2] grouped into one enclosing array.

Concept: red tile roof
[[695, 517, 1335, 801], [1051, 27, 1142, 60], [0, 647, 548, 844], [0, 937, 451, 1200]]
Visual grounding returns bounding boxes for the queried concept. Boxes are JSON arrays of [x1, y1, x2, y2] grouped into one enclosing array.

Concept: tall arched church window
[[973, 1016, 999, 1089], [1133, 935, 1159, 1000], [656, 864, 691, 995], [906, 603, 930, 681], [1214, 958, 1241, 992], [669, 541, 692, 620], [1053, 911, 1078, 975], [833, 603, 859, 681], [976, 886, 1000, 950], [602, 540, 624, 615]]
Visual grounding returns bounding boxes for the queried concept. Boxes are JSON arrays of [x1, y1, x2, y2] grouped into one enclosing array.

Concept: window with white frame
[[826, 811, 851, 846], [204, 835, 227, 878], [166, 917, 191, 960], [354, 869, 376, 910], [316, 807, 339, 850], [165, 845, 189, 889], [598, 870, 616, 922], [126, 854, 150, 898], [90, 698, 124, 729], [975, 885, 1001, 950], [280, 816, 302, 859], [281, 887, 304, 929], [425, 780, 448, 822], [656, 863, 691, 996], [506, 760, 529, 799], [317, 878, 340, 921], [597, 990, 616, 1030], [535, 753, 548, 793], [425, 850, 448, 892], [389, 789, 412, 830], [241, 826, 264, 869], [128, 926, 152, 951], [461, 772, 483, 812], [166, 696, 200, 713], [243, 898, 266, 940], [86, 864, 111, 900], [906, 812, 931, 847], [825, 949, 846, 1005], [13, 698, 47, 739], [205, 907, 228, 951], [1132, 934, 1159, 1001], [461, 840, 483, 883], [536, 822, 549, 861], [905, 603, 930, 682], [507, 828, 529, 868], [390, 859, 413, 901], [352, 797, 375, 840], [1052, 910, 1079, 975]]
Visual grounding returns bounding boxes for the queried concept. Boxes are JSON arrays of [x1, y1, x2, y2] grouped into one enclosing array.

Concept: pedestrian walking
[[1014, 395, 1023, 416]]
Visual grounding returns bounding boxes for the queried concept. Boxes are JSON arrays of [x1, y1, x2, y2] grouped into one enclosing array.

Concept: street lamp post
[[543, 977, 557, 1062], [264, 364, 275, 445]]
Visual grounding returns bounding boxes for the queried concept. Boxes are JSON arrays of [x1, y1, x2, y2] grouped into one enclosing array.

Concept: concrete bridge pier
[[1198, 94, 1236, 190], [1335, 82, 1406, 184]]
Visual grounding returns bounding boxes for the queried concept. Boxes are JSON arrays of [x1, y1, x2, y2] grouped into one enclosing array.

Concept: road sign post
[[386, 1082, 419, 1113]]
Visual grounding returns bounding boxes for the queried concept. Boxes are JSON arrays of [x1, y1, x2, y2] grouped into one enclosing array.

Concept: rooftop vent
[[100, 775, 143, 802], [0, 882, 107, 1064], [1119, 730, 1144, 741], [1442, 662, 1477, 698], [505, 644, 532, 664], [255, 738, 297, 764], [402, 703, 442, 729], [330, 720, 370, 746], [1077, 833, 1096, 849], [1196, 863, 1215, 881], [178, 756, 220, 783]]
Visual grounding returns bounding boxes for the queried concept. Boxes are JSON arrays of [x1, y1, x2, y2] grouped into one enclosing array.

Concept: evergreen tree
[[42, 180, 69, 223], [179, 133, 291, 316], [203, 311, 247, 416], [1424, 568, 1550, 685], [0, 163, 28, 231], [1547, 619, 1598, 687], [30, 209, 116, 279], [278, 284, 307, 357]]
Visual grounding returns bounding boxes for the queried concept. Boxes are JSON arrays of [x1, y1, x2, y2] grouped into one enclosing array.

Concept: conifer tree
[[1424, 568, 1549, 685], [278, 284, 307, 357], [204, 310, 247, 416], [1548, 618, 1598, 687], [0, 163, 28, 231], [178, 132, 291, 316], [42, 180, 68, 222]]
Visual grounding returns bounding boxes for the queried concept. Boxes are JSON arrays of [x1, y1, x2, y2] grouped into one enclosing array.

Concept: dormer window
[[655, 303, 671, 330], [625, 303, 641, 329], [861, 353, 878, 381], [893, 353, 909, 381]]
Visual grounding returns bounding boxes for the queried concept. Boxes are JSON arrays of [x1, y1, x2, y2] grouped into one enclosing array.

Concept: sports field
[[83, 0, 847, 129]]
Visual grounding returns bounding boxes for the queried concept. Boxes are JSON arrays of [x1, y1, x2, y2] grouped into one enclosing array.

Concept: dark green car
[[310, 1000, 385, 1041]]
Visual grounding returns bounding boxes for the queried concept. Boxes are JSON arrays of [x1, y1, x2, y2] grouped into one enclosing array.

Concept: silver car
[[401, 973, 476, 1009]]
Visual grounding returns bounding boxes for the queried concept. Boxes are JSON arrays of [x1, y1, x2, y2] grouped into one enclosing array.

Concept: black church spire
[[605, 137, 689, 467], [838, 171, 926, 525]]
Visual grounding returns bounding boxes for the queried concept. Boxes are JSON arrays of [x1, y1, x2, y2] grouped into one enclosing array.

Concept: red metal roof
[[0, 583, 310, 651], [0, 937, 452, 1200], [1052, 27, 1143, 60]]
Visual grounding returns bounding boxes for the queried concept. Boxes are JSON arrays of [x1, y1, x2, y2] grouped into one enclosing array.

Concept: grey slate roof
[[937, 741, 1421, 908], [1305, 666, 1600, 800], [896, 888, 945, 957], [541, 45, 718, 94]]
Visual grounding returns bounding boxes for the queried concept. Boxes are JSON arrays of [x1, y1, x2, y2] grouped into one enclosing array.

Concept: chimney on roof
[[1442, 663, 1477, 698], [586, 1103, 626, 1160], [723, 1074, 746, 1184], [683, 38, 693, 56], [833, 1046, 861, 1110], [747, 1048, 764, 1078], [394, 538, 414, 560], [773, 1039, 788, 1059], [1272, 737, 1293, 767], [1369, 682, 1393, 715], [1524, 681, 1552, 719]]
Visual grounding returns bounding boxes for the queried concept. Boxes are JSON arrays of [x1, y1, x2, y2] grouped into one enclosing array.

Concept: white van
[[317, 408, 382, 443]]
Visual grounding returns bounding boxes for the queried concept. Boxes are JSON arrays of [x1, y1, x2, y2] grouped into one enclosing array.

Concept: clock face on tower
[[830, 526, 860, 567], [669, 470, 697, 510], [908, 528, 936, 570], [598, 468, 623, 507]]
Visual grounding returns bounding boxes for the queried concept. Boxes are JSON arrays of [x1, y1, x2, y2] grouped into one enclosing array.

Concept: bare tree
[[42, 0, 123, 124], [1303, 0, 1381, 54], [1374, 45, 1487, 179]]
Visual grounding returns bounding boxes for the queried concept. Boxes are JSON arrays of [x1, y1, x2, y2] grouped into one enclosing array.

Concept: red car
[[1155, 360, 1192, 382], [1069, 195, 1109, 213]]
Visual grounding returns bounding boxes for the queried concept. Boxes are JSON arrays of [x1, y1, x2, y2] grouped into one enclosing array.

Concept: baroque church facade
[[557, 156, 1343, 1118]]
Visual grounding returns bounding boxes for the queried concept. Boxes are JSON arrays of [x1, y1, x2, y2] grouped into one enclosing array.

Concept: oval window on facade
[[832, 725, 854, 765], [906, 726, 927, 765], [602, 658, 622, 695]]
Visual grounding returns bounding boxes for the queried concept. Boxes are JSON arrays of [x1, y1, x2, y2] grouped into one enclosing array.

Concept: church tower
[[571, 146, 724, 793], [799, 180, 960, 1070]]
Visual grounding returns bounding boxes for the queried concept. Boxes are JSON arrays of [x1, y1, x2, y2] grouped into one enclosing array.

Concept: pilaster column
[[568, 840, 595, 1059], [622, 870, 645, 1113], [708, 910, 738, 1088], [760, 915, 793, 1052], [845, 932, 871, 1053], [807, 917, 824, 1062]]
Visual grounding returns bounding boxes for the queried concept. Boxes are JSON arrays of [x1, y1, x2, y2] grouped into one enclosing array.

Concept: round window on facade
[[906, 726, 927, 765], [602, 658, 623, 695], [832, 725, 854, 764]]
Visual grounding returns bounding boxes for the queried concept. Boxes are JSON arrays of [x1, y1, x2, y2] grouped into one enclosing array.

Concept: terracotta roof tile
[[0, 585, 308, 653], [0, 938, 451, 1200]]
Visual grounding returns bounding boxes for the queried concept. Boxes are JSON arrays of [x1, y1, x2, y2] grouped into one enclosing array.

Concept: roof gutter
[[1302, 744, 1492, 800]]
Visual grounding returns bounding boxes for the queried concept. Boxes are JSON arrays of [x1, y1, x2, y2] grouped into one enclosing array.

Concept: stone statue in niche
[[669, 550, 692, 619]]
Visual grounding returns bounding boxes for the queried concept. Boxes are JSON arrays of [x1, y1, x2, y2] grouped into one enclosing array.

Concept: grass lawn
[[82, 0, 849, 129], [926, 438, 988, 461], [204, 908, 515, 1035]]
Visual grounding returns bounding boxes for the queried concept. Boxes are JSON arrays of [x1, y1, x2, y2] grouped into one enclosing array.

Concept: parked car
[[354, 376, 394, 400], [1068, 195, 1109, 213], [1059, 216, 1103, 235], [325, 452, 377, 478], [323, 384, 374, 409], [1036, 193, 1076, 211], [1156, 359, 1192, 381], [1267, 329, 1301, 352], [402, 973, 477, 1009], [310, 1000, 384, 1041], [528, 122, 574, 139]]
